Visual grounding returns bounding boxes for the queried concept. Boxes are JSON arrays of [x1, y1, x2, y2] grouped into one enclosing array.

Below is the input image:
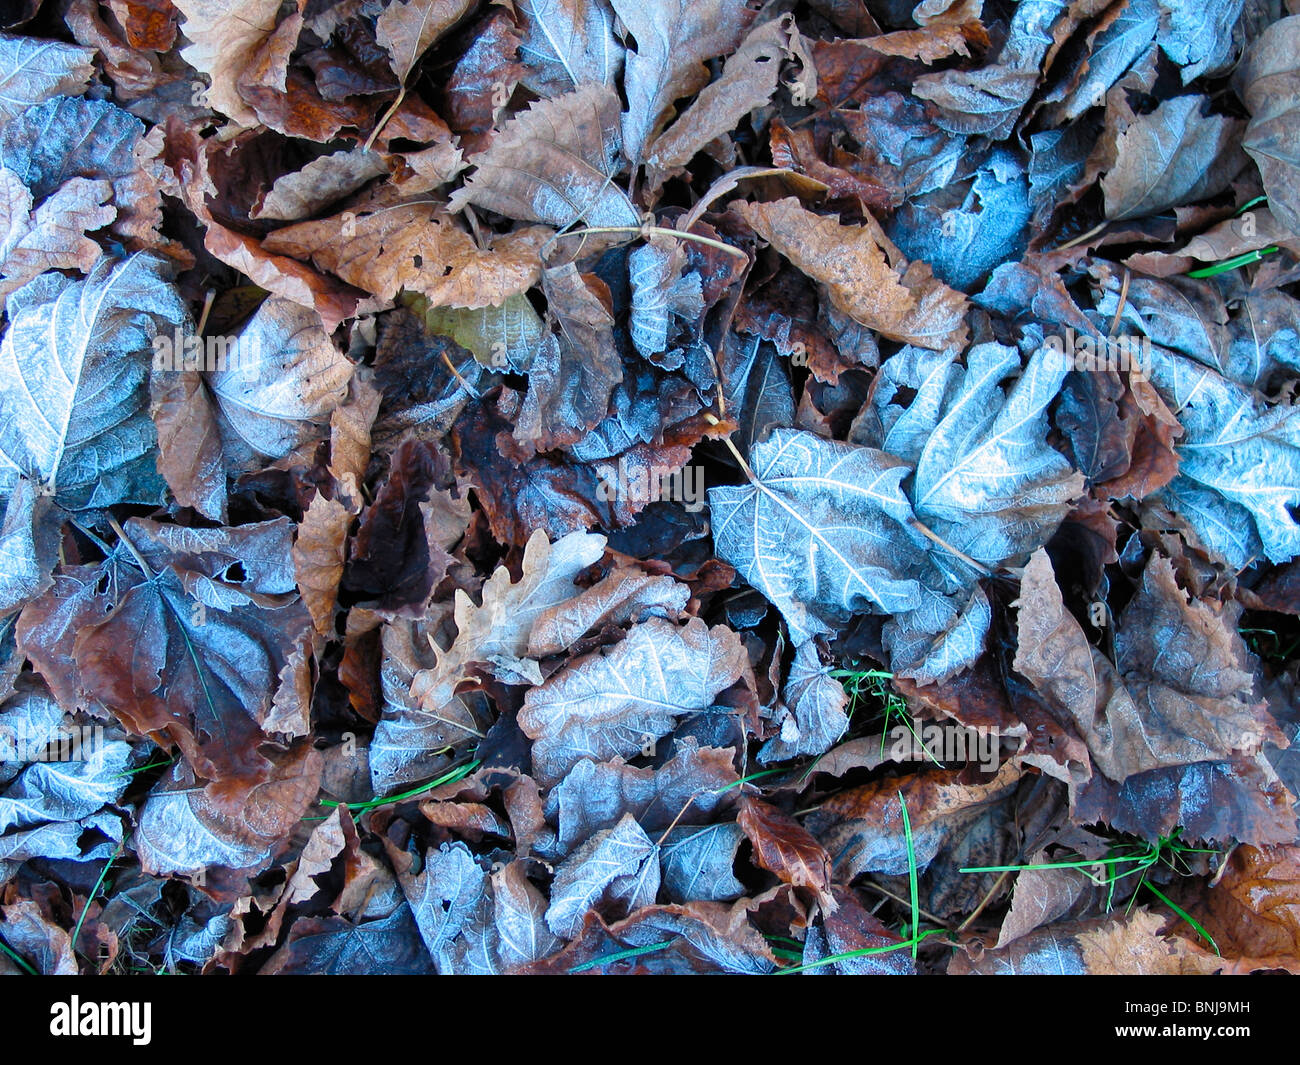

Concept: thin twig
[[957, 869, 1011, 933], [106, 516, 153, 578], [910, 519, 993, 576], [554, 225, 748, 260], [703, 413, 758, 482], [1055, 220, 1109, 251], [1108, 268, 1131, 339]]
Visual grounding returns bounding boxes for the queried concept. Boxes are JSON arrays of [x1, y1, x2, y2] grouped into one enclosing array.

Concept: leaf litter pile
[[0, 0, 1299, 978]]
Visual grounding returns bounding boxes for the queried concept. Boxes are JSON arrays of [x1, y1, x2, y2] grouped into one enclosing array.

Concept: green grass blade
[[899, 789, 920, 958]]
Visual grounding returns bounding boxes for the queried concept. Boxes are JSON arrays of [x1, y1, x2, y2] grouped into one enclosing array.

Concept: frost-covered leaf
[[0, 94, 165, 253], [0, 740, 132, 833], [608, 0, 758, 164], [545, 812, 661, 938], [73, 518, 311, 784], [134, 745, 322, 876], [448, 84, 638, 229], [709, 427, 929, 644], [628, 236, 703, 359], [547, 741, 738, 853], [759, 639, 849, 763], [1101, 95, 1245, 222], [261, 903, 437, 974], [0, 34, 95, 125], [205, 296, 354, 463], [0, 253, 185, 512], [516, 0, 624, 98], [660, 822, 746, 902], [518, 616, 748, 785], [409, 528, 605, 713], [1157, 0, 1246, 82], [1145, 344, 1300, 567], [911, 344, 1084, 577]]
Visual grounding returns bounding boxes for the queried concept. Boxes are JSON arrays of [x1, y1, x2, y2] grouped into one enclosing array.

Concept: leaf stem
[[556, 225, 748, 260]]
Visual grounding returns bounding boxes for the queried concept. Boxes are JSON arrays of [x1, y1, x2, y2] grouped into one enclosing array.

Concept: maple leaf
[[908, 343, 1085, 577], [1144, 344, 1300, 568], [72, 518, 312, 784], [708, 426, 930, 645], [448, 83, 639, 229]]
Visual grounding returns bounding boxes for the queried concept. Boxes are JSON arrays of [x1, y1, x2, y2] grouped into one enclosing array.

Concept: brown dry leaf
[[951, 908, 1222, 974], [108, 0, 179, 50], [809, 762, 1023, 883], [1077, 908, 1223, 975], [294, 494, 353, 636], [842, 24, 979, 65], [329, 370, 384, 510], [0, 170, 114, 303], [608, 0, 760, 164], [647, 17, 795, 177], [149, 359, 226, 522], [448, 82, 639, 228], [738, 795, 836, 912], [387, 141, 466, 194], [171, 0, 281, 126], [736, 197, 969, 350], [410, 528, 606, 715], [1238, 15, 1300, 234], [1101, 95, 1245, 222], [262, 202, 548, 308], [1015, 549, 1282, 784], [251, 149, 390, 222], [995, 863, 1100, 948], [375, 0, 475, 81], [1182, 843, 1300, 973], [201, 222, 364, 333]]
